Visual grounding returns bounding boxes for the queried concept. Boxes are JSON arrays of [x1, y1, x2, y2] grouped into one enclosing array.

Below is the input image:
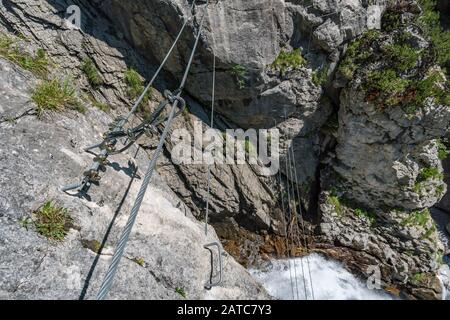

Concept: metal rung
[[60, 179, 89, 193], [204, 242, 223, 290], [84, 142, 103, 152]]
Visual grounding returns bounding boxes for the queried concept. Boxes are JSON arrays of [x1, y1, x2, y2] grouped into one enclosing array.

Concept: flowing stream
[[249, 253, 393, 300]]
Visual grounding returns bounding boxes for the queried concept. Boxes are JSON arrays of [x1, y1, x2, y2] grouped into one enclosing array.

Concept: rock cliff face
[[96, 0, 387, 190], [0, 0, 269, 299], [318, 1, 450, 299], [0, 0, 449, 300]]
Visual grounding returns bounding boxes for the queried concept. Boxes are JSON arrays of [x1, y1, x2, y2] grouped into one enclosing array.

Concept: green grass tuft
[[124, 68, 151, 103], [82, 58, 103, 89], [32, 78, 84, 117], [33, 201, 72, 241], [0, 33, 50, 77]]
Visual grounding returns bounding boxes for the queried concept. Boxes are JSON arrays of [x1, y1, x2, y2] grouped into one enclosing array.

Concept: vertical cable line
[[284, 142, 301, 299], [278, 168, 296, 300], [289, 144, 315, 299], [96, 1, 210, 300], [204, 3, 216, 236], [286, 142, 308, 300]]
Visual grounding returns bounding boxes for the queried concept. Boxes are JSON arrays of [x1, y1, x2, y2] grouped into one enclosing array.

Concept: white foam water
[[249, 253, 393, 300]]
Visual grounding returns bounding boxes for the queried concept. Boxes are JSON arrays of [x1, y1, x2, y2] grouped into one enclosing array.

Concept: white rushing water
[[249, 253, 393, 300]]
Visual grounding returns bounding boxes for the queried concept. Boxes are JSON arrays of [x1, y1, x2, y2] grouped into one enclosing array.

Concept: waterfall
[[249, 253, 393, 300]]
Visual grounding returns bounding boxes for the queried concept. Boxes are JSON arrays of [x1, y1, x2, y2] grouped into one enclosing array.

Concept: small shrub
[[82, 58, 103, 89], [271, 48, 306, 73], [32, 78, 84, 117], [384, 43, 420, 72], [411, 70, 449, 107], [33, 201, 72, 241], [175, 287, 186, 298], [338, 30, 379, 80], [417, 0, 450, 67], [92, 100, 109, 112], [365, 68, 448, 110], [381, 9, 403, 32]]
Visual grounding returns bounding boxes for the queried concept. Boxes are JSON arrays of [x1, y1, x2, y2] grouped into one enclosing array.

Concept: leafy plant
[[33, 201, 72, 241], [230, 64, 247, 89], [82, 58, 103, 89], [32, 78, 84, 117], [175, 287, 186, 298]]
